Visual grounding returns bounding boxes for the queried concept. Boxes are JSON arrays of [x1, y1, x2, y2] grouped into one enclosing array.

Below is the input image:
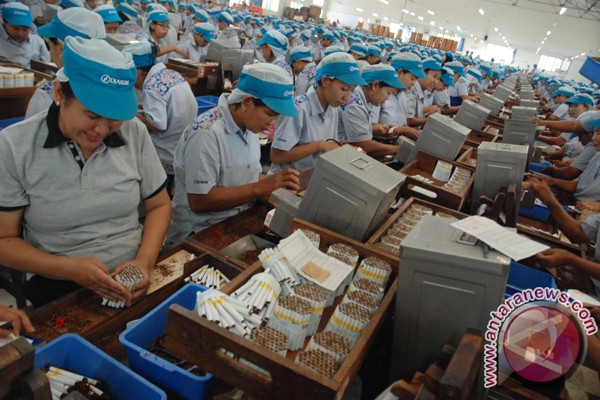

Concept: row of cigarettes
[[45, 365, 110, 400], [184, 264, 230, 289], [196, 288, 264, 338], [102, 265, 144, 308], [232, 272, 281, 324], [258, 248, 301, 296]]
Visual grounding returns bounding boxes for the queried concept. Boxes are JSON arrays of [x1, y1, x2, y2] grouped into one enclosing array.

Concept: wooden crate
[[0, 63, 54, 119], [456, 147, 477, 169], [464, 128, 498, 148], [398, 151, 476, 210], [366, 198, 467, 260], [164, 219, 399, 400]]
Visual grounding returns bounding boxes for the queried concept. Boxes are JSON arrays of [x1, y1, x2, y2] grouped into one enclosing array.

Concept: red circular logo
[[502, 305, 581, 382]]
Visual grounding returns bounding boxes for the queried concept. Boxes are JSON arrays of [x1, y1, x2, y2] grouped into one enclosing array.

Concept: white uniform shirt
[[338, 86, 373, 143], [142, 63, 197, 173], [552, 103, 573, 121], [406, 80, 425, 119], [168, 11, 183, 31], [379, 91, 409, 126], [294, 61, 316, 96], [0, 26, 49, 68], [168, 94, 262, 243], [579, 214, 600, 297], [25, 80, 54, 119], [177, 37, 208, 61], [447, 77, 468, 98], [216, 27, 241, 48], [433, 89, 450, 107]]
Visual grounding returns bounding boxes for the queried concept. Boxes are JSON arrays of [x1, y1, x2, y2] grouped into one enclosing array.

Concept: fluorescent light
[[494, 27, 498, 32], [456, 25, 461, 30], [470, 33, 473, 37], [541, 41, 545, 44], [356, 7, 363, 11], [559, 6, 567, 15], [410, 11, 415, 16], [581, 52, 585, 55], [430, 20, 435, 26], [438, 26, 443, 30], [546, 31, 551, 35], [478, 8, 485, 15], [379, 0, 389, 4], [502, 36, 505, 40], [402, 8, 409, 13], [384, 16, 389, 20], [373, 12, 378, 16], [575, 55, 579, 58], [427, 10, 435, 15], [418, 15, 423, 21]]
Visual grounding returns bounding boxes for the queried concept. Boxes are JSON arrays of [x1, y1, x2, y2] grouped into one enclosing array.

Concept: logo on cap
[[283, 90, 293, 97], [349, 66, 359, 72], [13, 10, 28, 16], [100, 74, 130, 86]]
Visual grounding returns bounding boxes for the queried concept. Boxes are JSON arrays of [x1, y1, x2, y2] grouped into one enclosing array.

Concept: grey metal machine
[[391, 215, 510, 379], [492, 85, 512, 103], [454, 100, 492, 131], [510, 106, 538, 121], [479, 93, 505, 116], [297, 145, 405, 241], [221, 49, 255, 81], [407, 113, 471, 163], [205, 39, 238, 63]]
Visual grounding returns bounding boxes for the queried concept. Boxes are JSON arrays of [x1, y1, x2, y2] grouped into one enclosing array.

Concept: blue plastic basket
[[505, 262, 557, 299], [529, 161, 550, 174], [519, 202, 551, 221], [0, 116, 24, 131], [119, 284, 217, 400], [196, 95, 219, 116], [35, 334, 166, 400], [579, 57, 600, 86]]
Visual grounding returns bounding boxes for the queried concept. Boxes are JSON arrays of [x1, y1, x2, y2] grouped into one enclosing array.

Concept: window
[[312, 0, 324, 6], [561, 59, 571, 72], [263, 0, 280, 12], [484, 43, 515, 64], [537, 55, 564, 72]]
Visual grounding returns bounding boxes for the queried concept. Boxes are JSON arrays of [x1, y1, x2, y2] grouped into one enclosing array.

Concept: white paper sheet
[[278, 230, 353, 291], [451, 216, 549, 261]]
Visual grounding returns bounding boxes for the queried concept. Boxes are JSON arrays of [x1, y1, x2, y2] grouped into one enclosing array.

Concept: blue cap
[[38, 7, 106, 41], [60, 37, 137, 121], [551, 85, 575, 98], [391, 52, 425, 79], [445, 60, 465, 77], [564, 94, 595, 107], [116, 3, 138, 18], [324, 45, 344, 56], [592, 90, 600, 98], [321, 30, 335, 42], [479, 63, 492, 77], [122, 40, 156, 68], [147, 9, 169, 22], [445, 51, 455, 61], [59, 0, 84, 8], [589, 118, 600, 128], [422, 57, 444, 71], [441, 67, 455, 87], [300, 28, 312, 40], [1, 2, 33, 28], [289, 45, 313, 63], [192, 6, 208, 21], [349, 43, 368, 58], [159, 0, 176, 11], [95, 5, 122, 23], [316, 52, 367, 86], [361, 64, 405, 89], [193, 22, 215, 41], [217, 11, 234, 25], [367, 45, 381, 57], [236, 63, 296, 117], [256, 29, 288, 51], [467, 68, 482, 83]]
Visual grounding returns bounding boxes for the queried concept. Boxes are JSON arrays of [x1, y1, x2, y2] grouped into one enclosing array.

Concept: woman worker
[[0, 37, 171, 308]]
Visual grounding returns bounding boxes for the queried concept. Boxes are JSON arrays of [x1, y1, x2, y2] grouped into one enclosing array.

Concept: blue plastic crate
[[519, 202, 550, 221], [529, 161, 550, 174], [505, 261, 557, 299], [119, 284, 217, 400], [35, 334, 166, 400], [0, 116, 24, 131], [196, 95, 219, 116], [579, 57, 600, 86]]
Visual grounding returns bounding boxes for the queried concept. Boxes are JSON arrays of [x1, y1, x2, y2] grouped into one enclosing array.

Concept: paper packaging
[[3, 73, 15, 88], [431, 160, 453, 182]]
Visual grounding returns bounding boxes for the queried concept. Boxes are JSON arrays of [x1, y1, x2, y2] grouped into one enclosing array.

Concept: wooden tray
[[456, 147, 477, 169], [28, 242, 236, 358], [398, 151, 476, 210], [164, 218, 399, 400], [0, 63, 54, 119], [464, 129, 498, 148]]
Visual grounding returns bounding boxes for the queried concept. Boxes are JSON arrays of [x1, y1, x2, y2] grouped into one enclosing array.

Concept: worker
[[290, 45, 316, 96], [0, 37, 171, 307], [147, 8, 188, 62], [0, 305, 35, 338], [95, 4, 121, 34], [338, 64, 405, 157], [257, 29, 293, 78], [167, 64, 301, 244], [406, 57, 444, 127], [178, 22, 214, 62], [268, 52, 366, 174], [0, 2, 50, 68], [215, 11, 240, 48]]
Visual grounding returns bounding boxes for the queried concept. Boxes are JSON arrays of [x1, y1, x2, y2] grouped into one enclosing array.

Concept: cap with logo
[[147, 9, 169, 23], [1, 2, 33, 28], [289, 45, 313, 63], [58, 37, 138, 121], [193, 22, 215, 41], [95, 5, 122, 24], [361, 64, 405, 89], [391, 52, 425, 79], [316, 52, 367, 86], [38, 7, 106, 41], [230, 63, 297, 117]]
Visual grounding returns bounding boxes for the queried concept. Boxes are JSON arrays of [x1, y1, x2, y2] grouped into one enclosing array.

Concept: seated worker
[[379, 52, 426, 141], [177, 22, 214, 62], [289, 45, 316, 96], [0, 305, 35, 338], [366, 44, 381, 65], [268, 52, 366, 175], [25, 8, 106, 119], [147, 9, 188, 62], [0, 2, 50, 68], [406, 57, 444, 127], [338, 64, 405, 157], [548, 85, 576, 121], [123, 40, 197, 190], [466, 68, 483, 96], [115, 3, 146, 39], [444, 60, 478, 106], [0, 38, 171, 308], [215, 11, 240, 48], [542, 94, 597, 180], [531, 109, 600, 135], [312, 29, 334, 62], [95, 5, 122, 34], [257, 29, 293, 78], [180, 6, 209, 40], [242, 26, 266, 62], [167, 64, 301, 245], [432, 66, 460, 115]]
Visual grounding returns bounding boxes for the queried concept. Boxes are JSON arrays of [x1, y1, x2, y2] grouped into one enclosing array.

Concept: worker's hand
[[529, 116, 542, 125], [372, 124, 393, 136], [68, 257, 130, 304], [536, 248, 575, 268], [522, 176, 559, 207], [175, 47, 189, 59], [256, 168, 301, 196], [575, 201, 600, 212], [394, 126, 420, 141], [318, 140, 342, 153], [424, 105, 439, 115], [111, 260, 152, 305], [0, 305, 35, 338]]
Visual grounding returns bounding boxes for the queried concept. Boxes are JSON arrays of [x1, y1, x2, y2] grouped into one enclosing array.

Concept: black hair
[[369, 81, 393, 89], [232, 97, 267, 108], [139, 65, 153, 73], [60, 81, 75, 100], [117, 11, 130, 24]]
